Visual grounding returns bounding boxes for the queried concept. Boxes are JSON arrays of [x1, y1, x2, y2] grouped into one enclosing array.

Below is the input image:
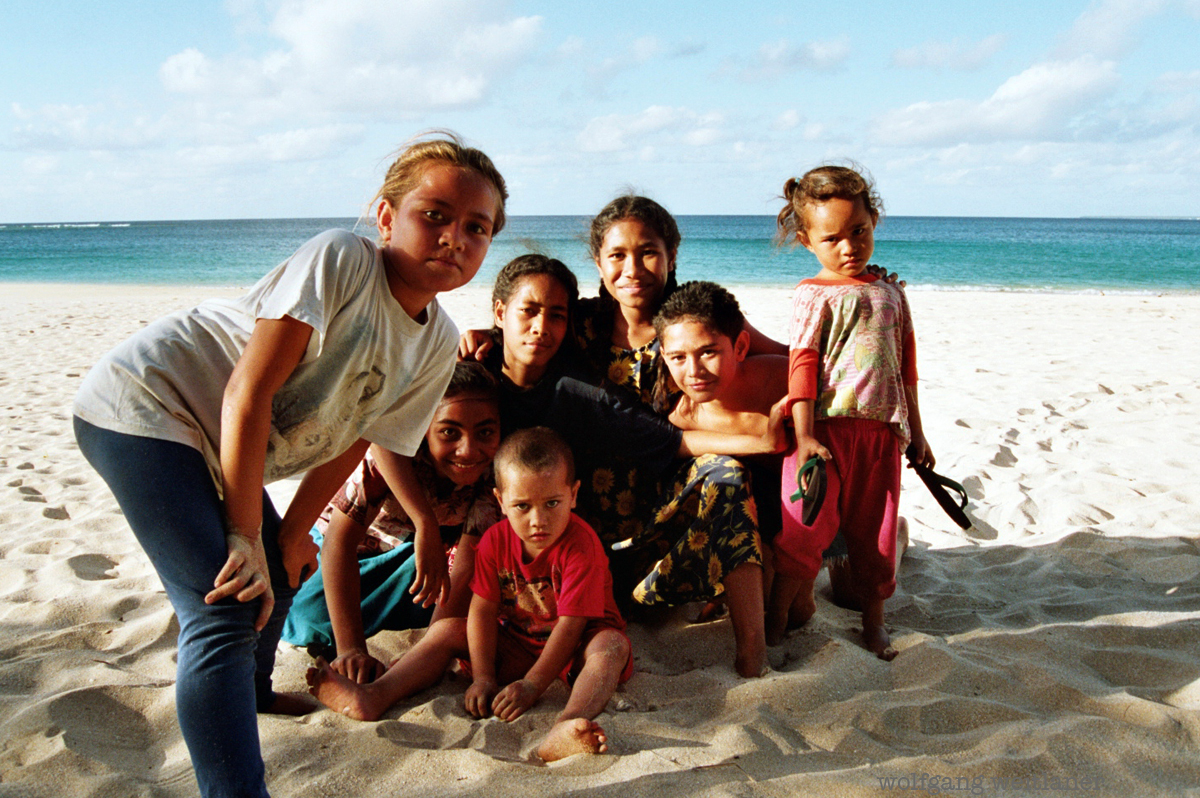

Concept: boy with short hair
[[306, 426, 632, 762]]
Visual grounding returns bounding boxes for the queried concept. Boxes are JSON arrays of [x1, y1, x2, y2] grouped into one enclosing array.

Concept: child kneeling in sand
[[307, 426, 632, 762]]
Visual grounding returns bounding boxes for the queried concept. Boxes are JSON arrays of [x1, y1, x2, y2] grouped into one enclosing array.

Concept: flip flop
[[788, 456, 827, 526], [907, 457, 972, 530]]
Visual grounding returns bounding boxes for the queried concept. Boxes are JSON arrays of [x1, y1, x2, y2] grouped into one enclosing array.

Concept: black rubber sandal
[[907, 458, 971, 530], [789, 456, 827, 526]]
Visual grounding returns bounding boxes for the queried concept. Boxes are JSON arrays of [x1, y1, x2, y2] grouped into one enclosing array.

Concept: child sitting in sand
[[307, 426, 633, 762], [282, 361, 502, 684], [653, 279, 788, 561], [768, 164, 933, 661]]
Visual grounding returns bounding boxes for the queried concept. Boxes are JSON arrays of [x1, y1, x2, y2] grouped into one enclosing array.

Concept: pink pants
[[775, 418, 901, 601]]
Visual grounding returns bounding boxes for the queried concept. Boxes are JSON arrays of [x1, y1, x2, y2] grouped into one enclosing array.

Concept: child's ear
[[569, 479, 580, 509], [376, 200, 396, 245], [797, 229, 814, 253], [493, 486, 503, 506], [734, 329, 750, 361], [493, 299, 506, 327]]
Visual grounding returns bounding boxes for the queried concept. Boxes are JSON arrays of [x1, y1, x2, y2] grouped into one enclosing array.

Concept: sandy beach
[[3, 281, 1200, 797]]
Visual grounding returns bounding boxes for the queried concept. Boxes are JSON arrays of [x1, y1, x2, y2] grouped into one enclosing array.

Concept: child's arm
[[276, 439, 371, 586], [677, 401, 787, 457], [208, 316, 313, 631], [791, 400, 832, 463], [492, 616, 588, 722], [369, 445, 450, 609], [432, 532, 479, 623], [320, 508, 387, 683], [464, 593, 501, 718], [904, 384, 935, 468]]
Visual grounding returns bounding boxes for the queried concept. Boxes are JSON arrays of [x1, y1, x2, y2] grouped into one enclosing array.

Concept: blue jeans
[[75, 417, 296, 798]]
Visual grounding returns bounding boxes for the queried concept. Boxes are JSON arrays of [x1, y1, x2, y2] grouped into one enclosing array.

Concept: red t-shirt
[[471, 513, 625, 648]]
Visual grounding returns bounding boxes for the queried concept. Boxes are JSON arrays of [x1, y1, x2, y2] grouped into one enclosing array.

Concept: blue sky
[[2, 0, 1198, 222]]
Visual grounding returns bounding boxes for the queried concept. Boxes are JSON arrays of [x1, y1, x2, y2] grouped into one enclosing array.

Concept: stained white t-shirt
[[74, 229, 458, 488]]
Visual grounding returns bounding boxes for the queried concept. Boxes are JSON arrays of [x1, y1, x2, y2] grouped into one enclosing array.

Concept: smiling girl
[[281, 362, 503, 685]]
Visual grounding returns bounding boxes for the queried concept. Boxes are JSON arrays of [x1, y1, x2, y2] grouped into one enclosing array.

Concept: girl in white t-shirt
[[73, 133, 507, 798]]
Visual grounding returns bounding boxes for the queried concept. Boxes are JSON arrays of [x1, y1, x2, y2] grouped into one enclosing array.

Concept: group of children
[[74, 132, 932, 796]]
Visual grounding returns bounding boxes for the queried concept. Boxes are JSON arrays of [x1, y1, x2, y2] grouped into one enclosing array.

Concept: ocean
[[1, 216, 1197, 294]]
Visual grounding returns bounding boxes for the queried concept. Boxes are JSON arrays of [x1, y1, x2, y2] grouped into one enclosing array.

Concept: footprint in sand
[[19, 486, 47, 503], [45, 687, 163, 774], [990, 446, 1017, 467], [67, 553, 119, 581], [43, 506, 70, 520]]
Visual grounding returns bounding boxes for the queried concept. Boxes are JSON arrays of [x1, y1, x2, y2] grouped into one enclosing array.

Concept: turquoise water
[[2, 216, 1197, 293]]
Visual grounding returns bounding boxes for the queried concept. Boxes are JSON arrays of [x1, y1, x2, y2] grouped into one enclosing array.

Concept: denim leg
[[75, 417, 271, 798]]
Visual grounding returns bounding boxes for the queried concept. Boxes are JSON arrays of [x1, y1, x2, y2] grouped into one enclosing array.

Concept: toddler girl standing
[[768, 165, 932, 661]]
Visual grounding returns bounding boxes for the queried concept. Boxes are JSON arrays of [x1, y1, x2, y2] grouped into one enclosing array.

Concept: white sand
[[3, 281, 1200, 797]]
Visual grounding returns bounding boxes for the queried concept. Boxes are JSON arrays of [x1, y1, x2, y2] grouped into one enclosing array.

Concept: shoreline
[[3, 283, 1200, 795], [5, 279, 1200, 299]]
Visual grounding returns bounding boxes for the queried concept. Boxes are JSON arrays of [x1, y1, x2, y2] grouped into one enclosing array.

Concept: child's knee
[[587, 629, 631, 666], [426, 617, 469, 645]]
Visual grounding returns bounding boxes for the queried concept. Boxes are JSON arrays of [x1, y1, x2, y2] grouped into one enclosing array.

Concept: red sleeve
[[551, 520, 607, 619], [785, 347, 820, 413], [901, 329, 918, 385], [470, 521, 505, 602]]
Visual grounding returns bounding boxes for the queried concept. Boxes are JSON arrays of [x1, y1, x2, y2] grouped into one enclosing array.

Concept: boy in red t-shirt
[[307, 427, 632, 762]]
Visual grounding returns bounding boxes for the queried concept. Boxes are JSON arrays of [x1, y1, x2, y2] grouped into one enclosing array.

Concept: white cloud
[[160, 0, 543, 120], [730, 37, 851, 81], [585, 36, 665, 92], [772, 110, 802, 131], [257, 124, 365, 161], [10, 103, 165, 151], [1056, 0, 1169, 58], [874, 57, 1120, 146], [577, 106, 725, 153], [1156, 70, 1200, 91], [891, 35, 1007, 71], [22, 154, 60, 175]]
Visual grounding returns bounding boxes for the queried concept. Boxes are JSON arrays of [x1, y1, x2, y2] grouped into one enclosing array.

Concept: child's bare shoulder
[[739, 355, 787, 411]]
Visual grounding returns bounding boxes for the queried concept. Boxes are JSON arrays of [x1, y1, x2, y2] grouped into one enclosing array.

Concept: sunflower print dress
[[574, 296, 764, 606]]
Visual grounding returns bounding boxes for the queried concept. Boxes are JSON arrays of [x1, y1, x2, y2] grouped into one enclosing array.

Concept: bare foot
[[261, 690, 318, 716], [305, 658, 383, 721], [735, 645, 770, 678], [537, 718, 609, 762], [862, 623, 897, 661], [691, 598, 727, 624]]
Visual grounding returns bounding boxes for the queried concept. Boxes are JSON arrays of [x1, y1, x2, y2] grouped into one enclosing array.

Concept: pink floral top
[[787, 273, 918, 446]]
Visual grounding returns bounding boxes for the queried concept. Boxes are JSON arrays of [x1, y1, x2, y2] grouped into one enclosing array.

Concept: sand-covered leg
[[536, 628, 629, 761], [725, 562, 768, 676], [309, 618, 469, 721], [306, 657, 386, 720]]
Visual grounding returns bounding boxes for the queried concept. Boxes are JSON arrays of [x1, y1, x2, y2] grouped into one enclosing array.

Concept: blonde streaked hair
[[371, 130, 509, 236]]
